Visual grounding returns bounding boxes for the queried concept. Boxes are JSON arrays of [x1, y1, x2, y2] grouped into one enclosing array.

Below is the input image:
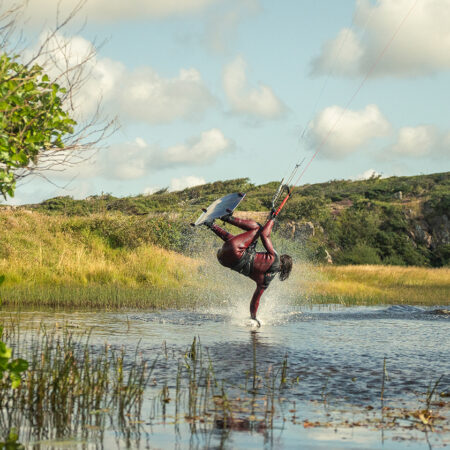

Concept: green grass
[[299, 264, 450, 305], [1, 210, 449, 309], [0, 210, 212, 308]]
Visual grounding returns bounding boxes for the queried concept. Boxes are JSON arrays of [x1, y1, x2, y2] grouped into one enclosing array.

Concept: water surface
[[3, 304, 449, 449]]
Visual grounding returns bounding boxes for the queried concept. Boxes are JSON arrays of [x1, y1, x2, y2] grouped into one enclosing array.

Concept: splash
[[186, 221, 317, 327]]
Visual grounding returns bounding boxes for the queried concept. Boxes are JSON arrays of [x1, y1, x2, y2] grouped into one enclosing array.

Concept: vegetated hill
[[6, 172, 450, 267]]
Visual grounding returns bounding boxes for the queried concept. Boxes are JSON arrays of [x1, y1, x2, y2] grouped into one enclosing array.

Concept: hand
[[251, 316, 261, 327], [269, 208, 277, 219]]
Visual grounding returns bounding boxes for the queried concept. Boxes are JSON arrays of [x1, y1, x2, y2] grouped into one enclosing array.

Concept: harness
[[230, 241, 257, 277], [231, 246, 280, 290], [262, 252, 280, 289]]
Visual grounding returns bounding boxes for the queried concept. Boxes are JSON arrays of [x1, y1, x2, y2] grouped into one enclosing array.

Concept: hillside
[[3, 171, 449, 267]]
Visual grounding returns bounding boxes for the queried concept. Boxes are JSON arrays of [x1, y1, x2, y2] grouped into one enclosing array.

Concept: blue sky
[[7, 0, 450, 204]]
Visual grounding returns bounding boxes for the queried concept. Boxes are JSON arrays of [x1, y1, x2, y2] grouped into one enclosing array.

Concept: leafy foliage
[[0, 54, 76, 198], [0, 277, 29, 389], [0, 327, 28, 389]]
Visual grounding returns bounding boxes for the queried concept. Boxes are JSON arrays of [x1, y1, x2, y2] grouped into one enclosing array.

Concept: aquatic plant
[[0, 322, 448, 448], [0, 325, 28, 389], [0, 326, 151, 444]]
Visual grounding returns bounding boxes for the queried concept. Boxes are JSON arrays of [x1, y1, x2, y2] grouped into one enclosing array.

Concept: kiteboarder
[[205, 214, 293, 327]]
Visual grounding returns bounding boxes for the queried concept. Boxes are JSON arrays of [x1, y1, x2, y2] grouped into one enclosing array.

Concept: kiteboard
[[191, 192, 246, 227]]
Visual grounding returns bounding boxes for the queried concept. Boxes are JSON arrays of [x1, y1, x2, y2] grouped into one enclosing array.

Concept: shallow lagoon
[[3, 304, 450, 449]]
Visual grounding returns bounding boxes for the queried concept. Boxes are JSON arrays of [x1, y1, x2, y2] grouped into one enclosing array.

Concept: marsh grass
[[0, 284, 209, 309], [0, 325, 292, 446], [0, 325, 151, 445], [0, 210, 214, 308], [298, 265, 450, 306]]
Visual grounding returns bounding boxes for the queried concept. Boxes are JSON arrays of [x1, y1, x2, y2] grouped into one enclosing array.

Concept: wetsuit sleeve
[[250, 285, 265, 319], [209, 223, 234, 242], [260, 219, 275, 257]]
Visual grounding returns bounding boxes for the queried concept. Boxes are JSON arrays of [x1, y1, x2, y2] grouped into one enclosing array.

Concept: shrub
[[336, 243, 382, 265]]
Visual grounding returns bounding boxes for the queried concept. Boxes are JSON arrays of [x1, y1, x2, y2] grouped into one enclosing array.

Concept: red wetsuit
[[209, 216, 278, 319]]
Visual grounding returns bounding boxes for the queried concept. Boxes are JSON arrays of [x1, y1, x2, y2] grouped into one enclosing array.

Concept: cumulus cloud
[[24, 0, 219, 23], [311, 0, 450, 78], [169, 175, 206, 191], [23, 32, 124, 120], [161, 129, 232, 167], [310, 28, 364, 77], [57, 129, 233, 181], [26, 32, 215, 123], [108, 129, 232, 179], [204, 0, 261, 54], [118, 68, 216, 124], [307, 104, 391, 158], [354, 168, 382, 180], [142, 175, 206, 196], [223, 56, 286, 119], [389, 125, 449, 157]]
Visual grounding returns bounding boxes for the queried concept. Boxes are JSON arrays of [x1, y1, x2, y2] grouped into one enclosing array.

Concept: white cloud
[[24, 32, 124, 120], [223, 56, 286, 119], [307, 104, 391, 158], [354, 168, 382, 180], [142, 175, 205, 196], [204, 0, 261, 54], [311, 0, 450, 78], [169, 176, 206, 191], [390, 125, 449, 157], [310, 28, 363, 77], [143, 186, 160, 196], [26, 32, 215, 123], [162, 129, 232, 166], [54, 130, 233, 181], [118, 68, 216, 124], [24, 0, 219, 23]]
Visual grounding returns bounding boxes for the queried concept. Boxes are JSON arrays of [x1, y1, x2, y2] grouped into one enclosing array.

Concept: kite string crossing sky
[[288, 0, 419, 191]]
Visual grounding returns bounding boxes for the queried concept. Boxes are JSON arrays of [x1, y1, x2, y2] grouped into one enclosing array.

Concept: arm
[[259, 219, 275, 256], [250, 285, 265, 320]]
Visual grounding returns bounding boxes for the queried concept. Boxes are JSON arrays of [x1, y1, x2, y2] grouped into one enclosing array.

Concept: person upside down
[[205, 214, 293, 326]]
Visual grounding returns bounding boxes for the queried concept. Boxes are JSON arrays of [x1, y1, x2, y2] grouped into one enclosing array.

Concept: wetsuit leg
[[228, 227, 260, 253], [209, 224, 234, 242], [224, 216, 261, 232], [217, 226, 260, 267]]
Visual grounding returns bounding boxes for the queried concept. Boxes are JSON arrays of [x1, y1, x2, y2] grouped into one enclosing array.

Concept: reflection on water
[[1, 305, 449, 449]]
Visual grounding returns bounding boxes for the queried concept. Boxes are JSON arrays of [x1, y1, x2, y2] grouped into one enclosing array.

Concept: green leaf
[[8, 428, 19, 443], [0, 341, 11, 359], [8, 358, 28, 373], [0, 358, 8, 371], [10, 372, 21, 388], [0, 55, 76, 199]]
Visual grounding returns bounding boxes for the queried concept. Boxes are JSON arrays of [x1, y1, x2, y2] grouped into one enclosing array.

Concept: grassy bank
[[1, 210, 449, 308], [302, 265, 450, 306], [0, 210, 209, 308], [20, 171, 450, 267]]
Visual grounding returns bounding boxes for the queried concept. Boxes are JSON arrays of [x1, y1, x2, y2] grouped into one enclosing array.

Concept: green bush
[[336, 243, 382, 265]]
